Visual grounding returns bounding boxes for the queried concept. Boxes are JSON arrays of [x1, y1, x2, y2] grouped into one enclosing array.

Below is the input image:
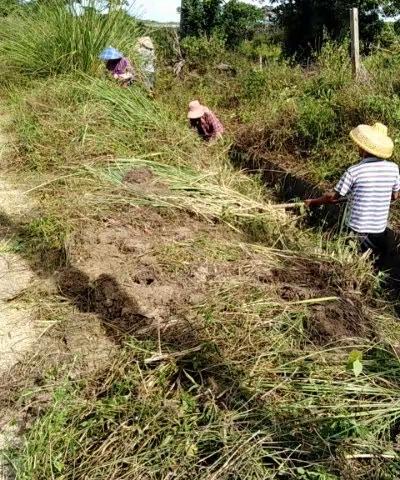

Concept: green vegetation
[[0, 0, 138, 78], [273, 0, 386, 58], [1, 1, 400, 480], [14, 340, 400, 479], [161, 39, 400, 191], [179, 0, 265, 48]]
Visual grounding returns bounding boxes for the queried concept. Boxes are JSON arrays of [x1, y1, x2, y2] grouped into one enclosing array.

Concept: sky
[[136, 0, 262, 23]]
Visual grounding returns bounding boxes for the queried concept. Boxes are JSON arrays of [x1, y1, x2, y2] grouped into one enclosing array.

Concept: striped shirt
[[335, 157, 400, 234]]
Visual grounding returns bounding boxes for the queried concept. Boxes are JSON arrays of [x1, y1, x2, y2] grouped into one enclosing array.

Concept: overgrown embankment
[[1, 3, 400, 480]]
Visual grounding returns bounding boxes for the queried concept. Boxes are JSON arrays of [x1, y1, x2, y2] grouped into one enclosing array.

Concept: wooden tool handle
[[305, 196, 347, 207], [276, 198, 347, 210]]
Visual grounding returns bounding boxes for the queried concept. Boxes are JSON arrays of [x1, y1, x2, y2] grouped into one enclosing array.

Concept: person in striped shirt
[[306, 123, 399, 253]]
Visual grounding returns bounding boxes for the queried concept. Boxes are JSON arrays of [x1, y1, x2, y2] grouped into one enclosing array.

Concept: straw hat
[[350, 122, 394, 159], [188, 100, 206, 119], [137, 36, 154, 51]]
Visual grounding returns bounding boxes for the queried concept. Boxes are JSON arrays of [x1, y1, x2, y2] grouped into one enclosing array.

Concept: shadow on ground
[[0, 206, 204, 349]]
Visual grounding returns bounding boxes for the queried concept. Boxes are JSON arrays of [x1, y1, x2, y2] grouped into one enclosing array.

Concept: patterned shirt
[[137, 46, 155, 74], [335, 157, 400, 234], [106, 57, 133, 77], [199, 110, 224, 140]]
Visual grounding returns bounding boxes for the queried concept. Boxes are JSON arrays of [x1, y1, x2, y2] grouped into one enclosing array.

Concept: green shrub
[[297, 98, 338, 149], [305, 42, 351, 101], [151, 26, 181, 65], [238, 39, 282, 63], [361, 93, 400, 125], [240, 62, 302, 100], [241, 69, 269, 98], [181, 35, 225, 70]]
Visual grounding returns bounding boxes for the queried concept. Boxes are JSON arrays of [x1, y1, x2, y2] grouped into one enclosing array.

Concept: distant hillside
[[143, 19, 179, 29]]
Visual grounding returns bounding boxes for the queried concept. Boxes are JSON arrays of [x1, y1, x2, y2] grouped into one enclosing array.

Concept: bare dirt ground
[[0, 114, 39, 480], [0, 115, 39, 373], [61, 169, 375, 350]]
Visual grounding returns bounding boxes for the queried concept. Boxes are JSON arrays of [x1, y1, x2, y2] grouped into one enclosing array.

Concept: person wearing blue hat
[[99, 46, 135, 87]]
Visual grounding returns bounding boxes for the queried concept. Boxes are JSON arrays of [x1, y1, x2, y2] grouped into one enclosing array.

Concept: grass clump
[[0, 0, 139, 79]]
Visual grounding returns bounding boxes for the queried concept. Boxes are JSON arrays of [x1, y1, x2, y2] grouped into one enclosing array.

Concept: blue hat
[[99, 47, 123, 61]]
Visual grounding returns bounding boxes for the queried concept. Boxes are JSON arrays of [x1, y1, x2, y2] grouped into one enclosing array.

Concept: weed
[[18, 216, 68, 271], [181, 35, 226, 71], [297, 98, 338, 149]]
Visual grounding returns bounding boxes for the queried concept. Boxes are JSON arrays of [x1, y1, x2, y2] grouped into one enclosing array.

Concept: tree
[[272, 0, 395, 60], [179, 0, 265, 48], [221, 1, 266, 48], [179, 0, 223, 38]]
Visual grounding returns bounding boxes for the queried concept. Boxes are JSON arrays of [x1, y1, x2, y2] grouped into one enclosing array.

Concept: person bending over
[[188, 100, 224, 143], [99, 46, 135, 88]]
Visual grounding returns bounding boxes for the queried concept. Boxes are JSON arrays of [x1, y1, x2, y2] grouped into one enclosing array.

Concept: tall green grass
[[8, 74, 203, 170], [0, 0, 139, 79]]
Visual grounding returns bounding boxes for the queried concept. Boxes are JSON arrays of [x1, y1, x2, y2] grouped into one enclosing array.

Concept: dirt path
[[0, 114, 39, 480]]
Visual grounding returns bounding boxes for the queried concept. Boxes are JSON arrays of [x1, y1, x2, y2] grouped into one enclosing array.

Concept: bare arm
[[304, 191, 341, 207]]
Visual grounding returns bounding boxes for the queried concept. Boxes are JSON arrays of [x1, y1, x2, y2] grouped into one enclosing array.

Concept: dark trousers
[[351, 229, 400, 289], [351, 229, 390, 255]]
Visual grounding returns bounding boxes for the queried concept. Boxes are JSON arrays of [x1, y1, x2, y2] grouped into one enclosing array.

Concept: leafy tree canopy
[[179, 0, 266, 48], [221, 1, 265, 48], [271, 0, 400, 59], [179, 0, 223, 38]]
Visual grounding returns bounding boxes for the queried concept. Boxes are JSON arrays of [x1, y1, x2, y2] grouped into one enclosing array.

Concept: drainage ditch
[[231, 148, 400, 299]]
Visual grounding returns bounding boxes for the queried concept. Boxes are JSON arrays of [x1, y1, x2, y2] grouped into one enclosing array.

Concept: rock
[[189, 294, 206, 305]]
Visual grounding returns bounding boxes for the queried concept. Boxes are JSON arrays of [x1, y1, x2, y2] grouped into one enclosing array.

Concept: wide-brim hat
[[137, 36, 154, 50], [188, 100, 206, 119], [99, 46, 123, 61], [350, 122, 394, 159]]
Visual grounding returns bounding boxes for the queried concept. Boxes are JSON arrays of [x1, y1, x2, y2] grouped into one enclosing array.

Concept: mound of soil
[[123, 167, 154, 185], [123, 167, 168, 195], [58, 207, 234, 346], [308, 297, 372, 345], [271, 258, 375, 344], [272, 257, 342, 297], [60, 198, 376, 349]]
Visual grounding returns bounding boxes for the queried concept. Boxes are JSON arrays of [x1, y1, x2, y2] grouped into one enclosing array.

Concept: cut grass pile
[[86, 158, 292, 239]]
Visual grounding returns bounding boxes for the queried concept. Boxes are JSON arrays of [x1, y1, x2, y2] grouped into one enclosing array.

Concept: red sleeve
[[205, 111, 224, 137]]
